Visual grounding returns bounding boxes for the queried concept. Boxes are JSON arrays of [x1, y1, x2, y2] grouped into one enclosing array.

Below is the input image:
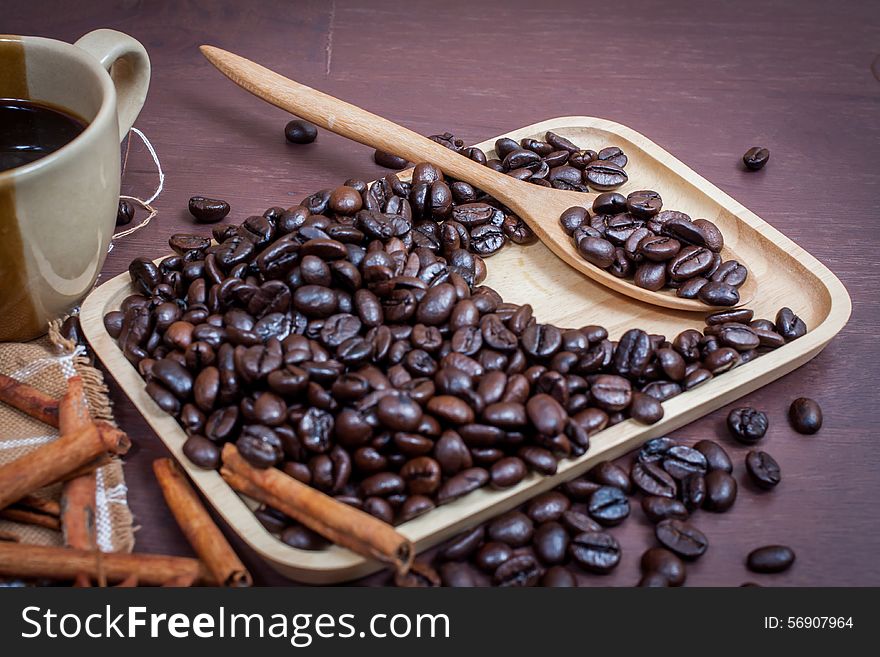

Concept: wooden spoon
[[200, 45, 754, 311]]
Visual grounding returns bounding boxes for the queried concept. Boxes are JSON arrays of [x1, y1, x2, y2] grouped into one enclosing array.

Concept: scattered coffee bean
[[727, 407, 769, 444], [747, 545, 795, 573], [116, 198, 135, 226], [569, 531, 621, 573], [742, 147, 770, 171], [789, 397, 822, 434], [642, 495, 689, 523], [703, 470, 737, 512], [655, 519, 708, 560], [188, 196, 230, 224], [746, 450, 781, 489], [694, 439, 732, 473], [640, 547, 686, 586], [373, 150, 408, 169], [284, 119, 318, 144]]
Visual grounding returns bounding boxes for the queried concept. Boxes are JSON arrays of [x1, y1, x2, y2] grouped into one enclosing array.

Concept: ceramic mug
[[0, 29, 150, 341]]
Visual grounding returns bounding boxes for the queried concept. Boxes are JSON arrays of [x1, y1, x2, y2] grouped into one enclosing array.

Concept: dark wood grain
[[7, 0, 879, 586]]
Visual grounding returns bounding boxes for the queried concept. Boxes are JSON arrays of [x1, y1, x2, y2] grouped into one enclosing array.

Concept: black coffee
[[0, 98, 87, 172]]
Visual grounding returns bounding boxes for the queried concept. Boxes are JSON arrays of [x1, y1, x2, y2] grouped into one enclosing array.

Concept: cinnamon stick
[[18, 495, 61, 517], [114, 574, 139, 587], [162, 573, 198, 587], [59, 377, 98, 551], [0, 542, 216, 585], [0, 420, 129, 511], [153, 458, 252, 587], [221, 444, 413, 573], [0, 372, 59, 427], [53, 454, 113, 485], [0, 507, 61, 530]]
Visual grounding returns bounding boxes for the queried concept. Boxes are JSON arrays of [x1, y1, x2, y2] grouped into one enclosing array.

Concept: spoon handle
[[201, 45, 522, 200]]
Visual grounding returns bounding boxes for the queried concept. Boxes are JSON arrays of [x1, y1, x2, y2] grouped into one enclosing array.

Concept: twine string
[[110, 127, 164, 245]]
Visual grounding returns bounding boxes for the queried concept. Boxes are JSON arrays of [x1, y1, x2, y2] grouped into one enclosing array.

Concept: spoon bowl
[[200, 45, 754, 311]]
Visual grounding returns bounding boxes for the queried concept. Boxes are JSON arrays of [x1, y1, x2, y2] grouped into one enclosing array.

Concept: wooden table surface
[[8, 0, 879, 586]]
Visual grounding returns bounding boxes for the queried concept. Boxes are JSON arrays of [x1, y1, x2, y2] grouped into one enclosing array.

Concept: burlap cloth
[[0, 326, 133, 552]]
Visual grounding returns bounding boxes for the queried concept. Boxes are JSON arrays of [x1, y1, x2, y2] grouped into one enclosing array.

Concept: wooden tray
[[80, 116, 851, 583]]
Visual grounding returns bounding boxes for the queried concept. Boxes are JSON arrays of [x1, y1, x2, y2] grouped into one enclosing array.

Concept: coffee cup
[[0, 29, 150, 341]]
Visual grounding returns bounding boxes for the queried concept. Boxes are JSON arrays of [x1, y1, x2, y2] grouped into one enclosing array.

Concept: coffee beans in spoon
[[560, 192, 746, 306]]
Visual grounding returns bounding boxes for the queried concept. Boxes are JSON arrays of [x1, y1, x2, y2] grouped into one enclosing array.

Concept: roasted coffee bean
[[746, 450, 781, 489], [373, 149, 408, 169], [662, 445, 708, 480], [475, 541, 512, 572], [363, 496, 394, 523], [488, 511, 534, 547], [614, 329, 653, 378], [727, 407, 769, 444], [680, 474, 706, 511], [533, 521, 569, 565], [590, 375, 632, 412], [677, 277, 709, 299], [632, 461, 678, 498], [437, 467, 489, 504], [655, 519, 708, 560], [641, 547, 686, 586], [587, 486, 630, 526], [519, 446, 558, 475], [789, 397, 822, 434], [395, 561, 441, 587], [285, 119, 317, 144], [526, 491, 570, 523], [641, 495, 689, 523], [434, 431, 473, 475], [493, 554, 542, 587], [188, 196, 230, 224], [502, 215, 537, 244], [568, 531, 621, 573], [716, 323, 760, 351], [576, 236, 615, 268], [698, 281, 740, 307], [694, 439, 733, 473], [400, 456, 442, 495], [237, 425, 284, 469], [182, 435, 220, 469], [776, 307, 807, 341], [440, 525, 485, 561], [541, 565, 577, 587], [711, 260, 748, 287], [747, 545, 794, 573], [626, 190, 662, 219], [629, 391, 664, 424], [490, 456, 527, 488], [703, 470, 737, 512], [638, 572, 670, 587], [597, 146, 627, 167], [742, 147, 770, 170], [559, 206, 589, 235], [637, 437, 675, 464], [592, 192, 627, 216], [588, 461, 631, 493], [439, 562, 476, 587], [584, 160, 628, 191], [668, 245, 714, 281]]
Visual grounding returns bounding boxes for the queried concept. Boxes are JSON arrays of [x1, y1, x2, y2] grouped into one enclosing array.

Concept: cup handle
[[74, 29, 151, 141]]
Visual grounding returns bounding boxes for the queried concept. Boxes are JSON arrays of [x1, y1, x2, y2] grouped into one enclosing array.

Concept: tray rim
[[80, 115, 851, 583]]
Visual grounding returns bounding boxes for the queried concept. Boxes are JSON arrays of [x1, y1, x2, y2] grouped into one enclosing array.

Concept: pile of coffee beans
[[386, 429, 794, 586], [105, 159, 807, 558], [560, 192, 748, 306]]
